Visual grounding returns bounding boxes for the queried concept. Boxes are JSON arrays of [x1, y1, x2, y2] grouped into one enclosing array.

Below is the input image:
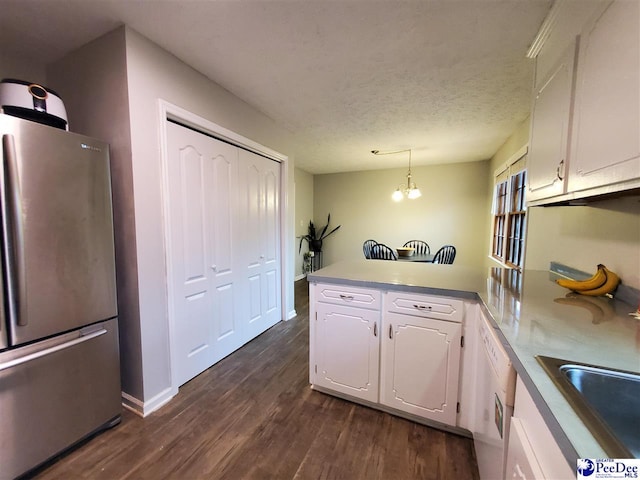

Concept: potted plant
[[299, 214, 341, 253]]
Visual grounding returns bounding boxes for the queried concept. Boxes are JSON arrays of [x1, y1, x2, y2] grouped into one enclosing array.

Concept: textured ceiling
[[0, 0, 552, 174]]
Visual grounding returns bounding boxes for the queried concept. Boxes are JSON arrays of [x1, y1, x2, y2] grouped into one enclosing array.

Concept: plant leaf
[[320, 225, 341, 240], [318, 213, 331, 239]]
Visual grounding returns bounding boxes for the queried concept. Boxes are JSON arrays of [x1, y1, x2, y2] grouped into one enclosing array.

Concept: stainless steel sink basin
[[537, 355, 640, 458]]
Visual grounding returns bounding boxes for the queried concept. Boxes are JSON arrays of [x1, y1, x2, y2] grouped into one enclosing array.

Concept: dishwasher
[[472, 311, 517, 480]]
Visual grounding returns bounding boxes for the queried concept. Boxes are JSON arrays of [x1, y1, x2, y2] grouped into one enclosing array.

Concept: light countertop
[[307, 260, 640, 463]]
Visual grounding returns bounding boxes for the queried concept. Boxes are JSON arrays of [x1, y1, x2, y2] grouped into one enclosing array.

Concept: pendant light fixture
[[371, 148, 422, 201]]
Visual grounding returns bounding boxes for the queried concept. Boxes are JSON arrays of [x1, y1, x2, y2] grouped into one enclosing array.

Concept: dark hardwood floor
[[33, 279, 479, 480]]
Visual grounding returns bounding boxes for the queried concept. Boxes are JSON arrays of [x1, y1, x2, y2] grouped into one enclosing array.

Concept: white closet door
[[238, 149, 281, 339], [166, 122, 242, 386]]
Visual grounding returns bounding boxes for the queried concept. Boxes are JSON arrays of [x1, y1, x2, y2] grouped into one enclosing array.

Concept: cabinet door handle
[[339, 294, 354, 301], [556, 159, 565, 180], [413, 304, 432, 310], [389, 324, 393, 339], [373, 322, 377, 337], [514, 463, 526, 480]]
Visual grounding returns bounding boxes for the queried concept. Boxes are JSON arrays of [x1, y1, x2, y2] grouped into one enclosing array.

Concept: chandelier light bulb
[[408, 187, 422, 199]]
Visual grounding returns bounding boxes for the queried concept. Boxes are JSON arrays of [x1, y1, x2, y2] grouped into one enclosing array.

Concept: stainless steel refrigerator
[[0, 113, 121, 479]]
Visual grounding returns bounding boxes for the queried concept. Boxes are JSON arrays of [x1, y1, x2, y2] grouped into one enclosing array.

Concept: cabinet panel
[[512, 376, 573, 479], [568, 0, 640, 192], [314, 302, 380, 403], [315, 284, 381, 310], [527, 40, 577, 203], [380, 312, 461, 425], [385, 291, 463, 323], [506, 418, 546, 480]]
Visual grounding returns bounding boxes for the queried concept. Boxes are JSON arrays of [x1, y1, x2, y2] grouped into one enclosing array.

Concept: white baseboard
[[121, 387, 176, 417], [294, 273, 307, 281], [287, 309, 297, 320]]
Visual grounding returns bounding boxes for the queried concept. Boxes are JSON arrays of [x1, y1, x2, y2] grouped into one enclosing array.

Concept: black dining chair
[[403, 240, 430, 255], [362, 239, 378, 259], [370, 243, 398, 261], [431, 245, 456, 264]]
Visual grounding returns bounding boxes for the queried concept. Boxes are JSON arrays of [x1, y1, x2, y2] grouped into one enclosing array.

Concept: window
[[491, 150, 527, 270]]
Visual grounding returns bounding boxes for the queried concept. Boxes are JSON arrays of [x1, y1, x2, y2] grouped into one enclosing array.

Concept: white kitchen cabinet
[[456, 303, 479, 431], [314, 302, 380, 403], [310, 283, 465, 428], [505, 418, 546, 480], [507, 376, 573, 480], [527, 39, 577, 203], [385, 290, 464, 322], [311, 284, 381, 403], [526, 0, 640, 205], [567, 0, 640, 194], [380, 310, 461, 425]]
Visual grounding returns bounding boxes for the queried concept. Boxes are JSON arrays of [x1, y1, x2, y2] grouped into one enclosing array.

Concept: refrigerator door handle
[[0, 328, 107, 372], [0, 136, 5, 347], [1, 133, 27, 326]]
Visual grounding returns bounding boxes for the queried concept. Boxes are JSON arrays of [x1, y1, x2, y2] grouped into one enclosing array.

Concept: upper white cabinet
[[527, 0, 640, 205], [567, 0, 640, 193], [527, 40, 577, 202]]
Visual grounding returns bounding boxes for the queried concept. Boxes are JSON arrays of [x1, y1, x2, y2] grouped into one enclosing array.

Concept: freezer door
[[0, 114, 117, 346], [0, 318, 121, 479]]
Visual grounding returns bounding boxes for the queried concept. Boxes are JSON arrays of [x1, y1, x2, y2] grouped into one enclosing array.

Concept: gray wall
[[0, 52, 47, 86], [294, 167, 314, 279], [47, 26, 296, 412], [525, 198, 640, 289], [313, 160, 492, 268]]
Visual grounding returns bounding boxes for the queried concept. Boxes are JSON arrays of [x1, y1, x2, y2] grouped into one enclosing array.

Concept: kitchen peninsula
[[307, 260, 639, 476]]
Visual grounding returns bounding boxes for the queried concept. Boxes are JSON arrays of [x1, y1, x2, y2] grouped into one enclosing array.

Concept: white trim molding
[[122, 388, 175, 418]]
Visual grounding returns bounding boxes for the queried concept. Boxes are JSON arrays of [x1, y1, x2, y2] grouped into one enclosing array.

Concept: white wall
[[313, 161, 491, 268], [294, 167, 314, 279]]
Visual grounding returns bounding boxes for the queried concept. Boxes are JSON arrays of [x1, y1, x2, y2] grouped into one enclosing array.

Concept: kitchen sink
[[536, 355, 640, 458]]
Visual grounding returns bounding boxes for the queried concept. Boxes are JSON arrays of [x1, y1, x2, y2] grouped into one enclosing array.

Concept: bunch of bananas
[[556, 264, 620, 297]]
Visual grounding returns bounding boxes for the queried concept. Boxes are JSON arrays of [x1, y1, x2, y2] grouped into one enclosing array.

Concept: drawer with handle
[[314, 283, 381, 310], [385, 291, 463, 322]]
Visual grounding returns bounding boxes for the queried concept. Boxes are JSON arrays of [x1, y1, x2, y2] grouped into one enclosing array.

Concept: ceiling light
[[371, 148, 422, 201]]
